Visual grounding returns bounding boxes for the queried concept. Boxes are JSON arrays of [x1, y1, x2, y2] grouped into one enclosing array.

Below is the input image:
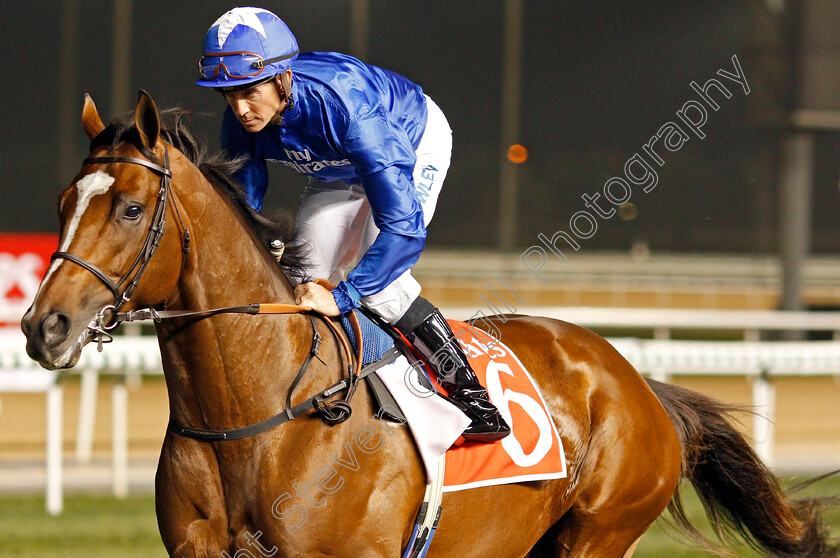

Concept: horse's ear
[[81, 94, 105, 140], [134, 90, 160, 149]]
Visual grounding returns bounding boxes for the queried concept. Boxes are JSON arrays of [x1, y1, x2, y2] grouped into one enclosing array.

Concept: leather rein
[[55, 147, 367, 441]]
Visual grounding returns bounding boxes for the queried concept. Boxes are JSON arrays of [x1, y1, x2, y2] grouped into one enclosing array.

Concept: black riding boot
[[396, 298, 511, 442]]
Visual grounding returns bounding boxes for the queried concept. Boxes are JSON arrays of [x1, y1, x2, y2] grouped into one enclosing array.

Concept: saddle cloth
[[342, 314, 567, 489]]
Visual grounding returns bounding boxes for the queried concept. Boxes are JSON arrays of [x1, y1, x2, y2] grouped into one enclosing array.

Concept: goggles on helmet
[[198, 49, 299, 81]]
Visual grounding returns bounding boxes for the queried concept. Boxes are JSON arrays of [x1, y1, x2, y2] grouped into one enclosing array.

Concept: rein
[[56, 147, 369, 439], [112, 287, 363, 383], [113, 292, 368, 438]]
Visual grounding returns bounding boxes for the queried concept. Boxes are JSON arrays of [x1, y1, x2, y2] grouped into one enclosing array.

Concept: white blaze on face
[[58, 170, 115, 254], [24, 170, 115, 321]]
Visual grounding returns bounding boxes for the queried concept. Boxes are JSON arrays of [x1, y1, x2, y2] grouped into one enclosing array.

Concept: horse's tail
[[645, 378, 839, 557]]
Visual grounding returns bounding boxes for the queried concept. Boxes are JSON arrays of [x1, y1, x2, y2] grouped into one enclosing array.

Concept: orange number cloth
[[442, 321, 567, 492]]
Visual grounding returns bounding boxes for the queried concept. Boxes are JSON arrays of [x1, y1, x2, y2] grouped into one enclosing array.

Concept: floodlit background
[[1, 2, 840, 557], [7, 1, 837, 255]]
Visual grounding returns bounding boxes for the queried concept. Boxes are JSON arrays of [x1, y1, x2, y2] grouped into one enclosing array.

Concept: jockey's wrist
[[332, 281, 362, 315]]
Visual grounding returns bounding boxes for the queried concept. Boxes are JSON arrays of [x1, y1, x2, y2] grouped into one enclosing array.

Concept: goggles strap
[[252, 49, 299, 69], [279, 72, 294, 109]]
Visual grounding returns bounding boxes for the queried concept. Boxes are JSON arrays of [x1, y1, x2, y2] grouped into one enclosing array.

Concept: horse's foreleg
[[622, 536, 642, 558], [156, 433, 229, 557], [169, 520, 229, 558]]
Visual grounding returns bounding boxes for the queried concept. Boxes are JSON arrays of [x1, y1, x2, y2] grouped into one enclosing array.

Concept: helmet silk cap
[[197, 7, 299, 88]]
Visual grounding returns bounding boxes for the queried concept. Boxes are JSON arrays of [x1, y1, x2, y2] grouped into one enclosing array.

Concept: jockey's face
[[224, 72, 290, 133]]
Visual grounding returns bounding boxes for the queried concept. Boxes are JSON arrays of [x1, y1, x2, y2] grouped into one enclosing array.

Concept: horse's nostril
[[41, 311, 71, 346]]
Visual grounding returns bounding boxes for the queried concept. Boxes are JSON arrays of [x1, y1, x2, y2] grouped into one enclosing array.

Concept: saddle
[[340, 308, 568, 558], [342, 308, 569, 490]]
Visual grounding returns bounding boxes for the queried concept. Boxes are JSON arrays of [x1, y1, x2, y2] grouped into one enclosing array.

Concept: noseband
[[51, 147, 190, 343]]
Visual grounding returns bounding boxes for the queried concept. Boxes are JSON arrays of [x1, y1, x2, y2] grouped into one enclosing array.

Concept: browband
[[84, 156, 172, 177]]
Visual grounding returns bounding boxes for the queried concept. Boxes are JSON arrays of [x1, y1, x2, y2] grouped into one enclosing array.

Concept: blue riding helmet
[[197, 7, 299, 89]]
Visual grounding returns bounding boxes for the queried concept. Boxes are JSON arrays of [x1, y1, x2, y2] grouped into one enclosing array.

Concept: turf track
[[1, 477, 838, 557]]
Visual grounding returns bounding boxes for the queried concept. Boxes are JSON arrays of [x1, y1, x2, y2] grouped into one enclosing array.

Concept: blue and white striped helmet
[[197, 7, 299, 89]]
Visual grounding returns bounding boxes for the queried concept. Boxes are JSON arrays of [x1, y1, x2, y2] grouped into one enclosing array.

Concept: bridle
[[51, 146, 191, 345], [51, 144, 369, 435]]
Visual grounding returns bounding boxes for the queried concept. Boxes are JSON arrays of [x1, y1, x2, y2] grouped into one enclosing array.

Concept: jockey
[[196, 7, 509, 442]]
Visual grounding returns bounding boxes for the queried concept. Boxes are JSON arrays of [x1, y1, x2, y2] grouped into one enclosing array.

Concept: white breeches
[[296, 95, 452, 323]]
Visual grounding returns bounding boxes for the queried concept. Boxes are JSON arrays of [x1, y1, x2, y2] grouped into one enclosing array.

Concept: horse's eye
[[124, 204, 143, 220]]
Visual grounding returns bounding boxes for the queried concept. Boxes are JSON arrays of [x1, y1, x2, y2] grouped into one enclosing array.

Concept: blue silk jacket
[[221, 52, 430, 314]]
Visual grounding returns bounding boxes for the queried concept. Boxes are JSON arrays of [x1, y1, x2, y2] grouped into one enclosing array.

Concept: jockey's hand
[[294, 282, 341, 317]]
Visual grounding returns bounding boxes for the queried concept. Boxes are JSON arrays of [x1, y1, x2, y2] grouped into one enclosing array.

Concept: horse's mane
[[89, 108, 306, 279]]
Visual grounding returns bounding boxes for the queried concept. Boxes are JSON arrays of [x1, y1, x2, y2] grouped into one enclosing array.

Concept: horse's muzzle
[[23, 307, 88, 370]]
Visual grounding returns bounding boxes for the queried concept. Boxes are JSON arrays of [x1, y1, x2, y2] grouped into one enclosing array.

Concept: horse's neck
[[157, 171, 305, 430]]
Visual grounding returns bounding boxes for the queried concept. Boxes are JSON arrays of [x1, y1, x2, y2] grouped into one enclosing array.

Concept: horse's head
[[22, 91, 188, 369]]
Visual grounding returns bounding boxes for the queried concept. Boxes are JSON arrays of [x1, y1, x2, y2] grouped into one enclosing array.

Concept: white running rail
[[4, 308, 840, 514]]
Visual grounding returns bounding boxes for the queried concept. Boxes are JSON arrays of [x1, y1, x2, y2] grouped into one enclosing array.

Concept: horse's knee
[[168, 518, 228, 558]]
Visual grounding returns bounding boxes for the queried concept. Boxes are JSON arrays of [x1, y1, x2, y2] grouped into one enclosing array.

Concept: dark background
[[2, 1, 835, 254]]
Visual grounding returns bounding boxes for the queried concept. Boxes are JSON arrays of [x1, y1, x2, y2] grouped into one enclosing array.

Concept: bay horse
[[22, 91, 838, 557]]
